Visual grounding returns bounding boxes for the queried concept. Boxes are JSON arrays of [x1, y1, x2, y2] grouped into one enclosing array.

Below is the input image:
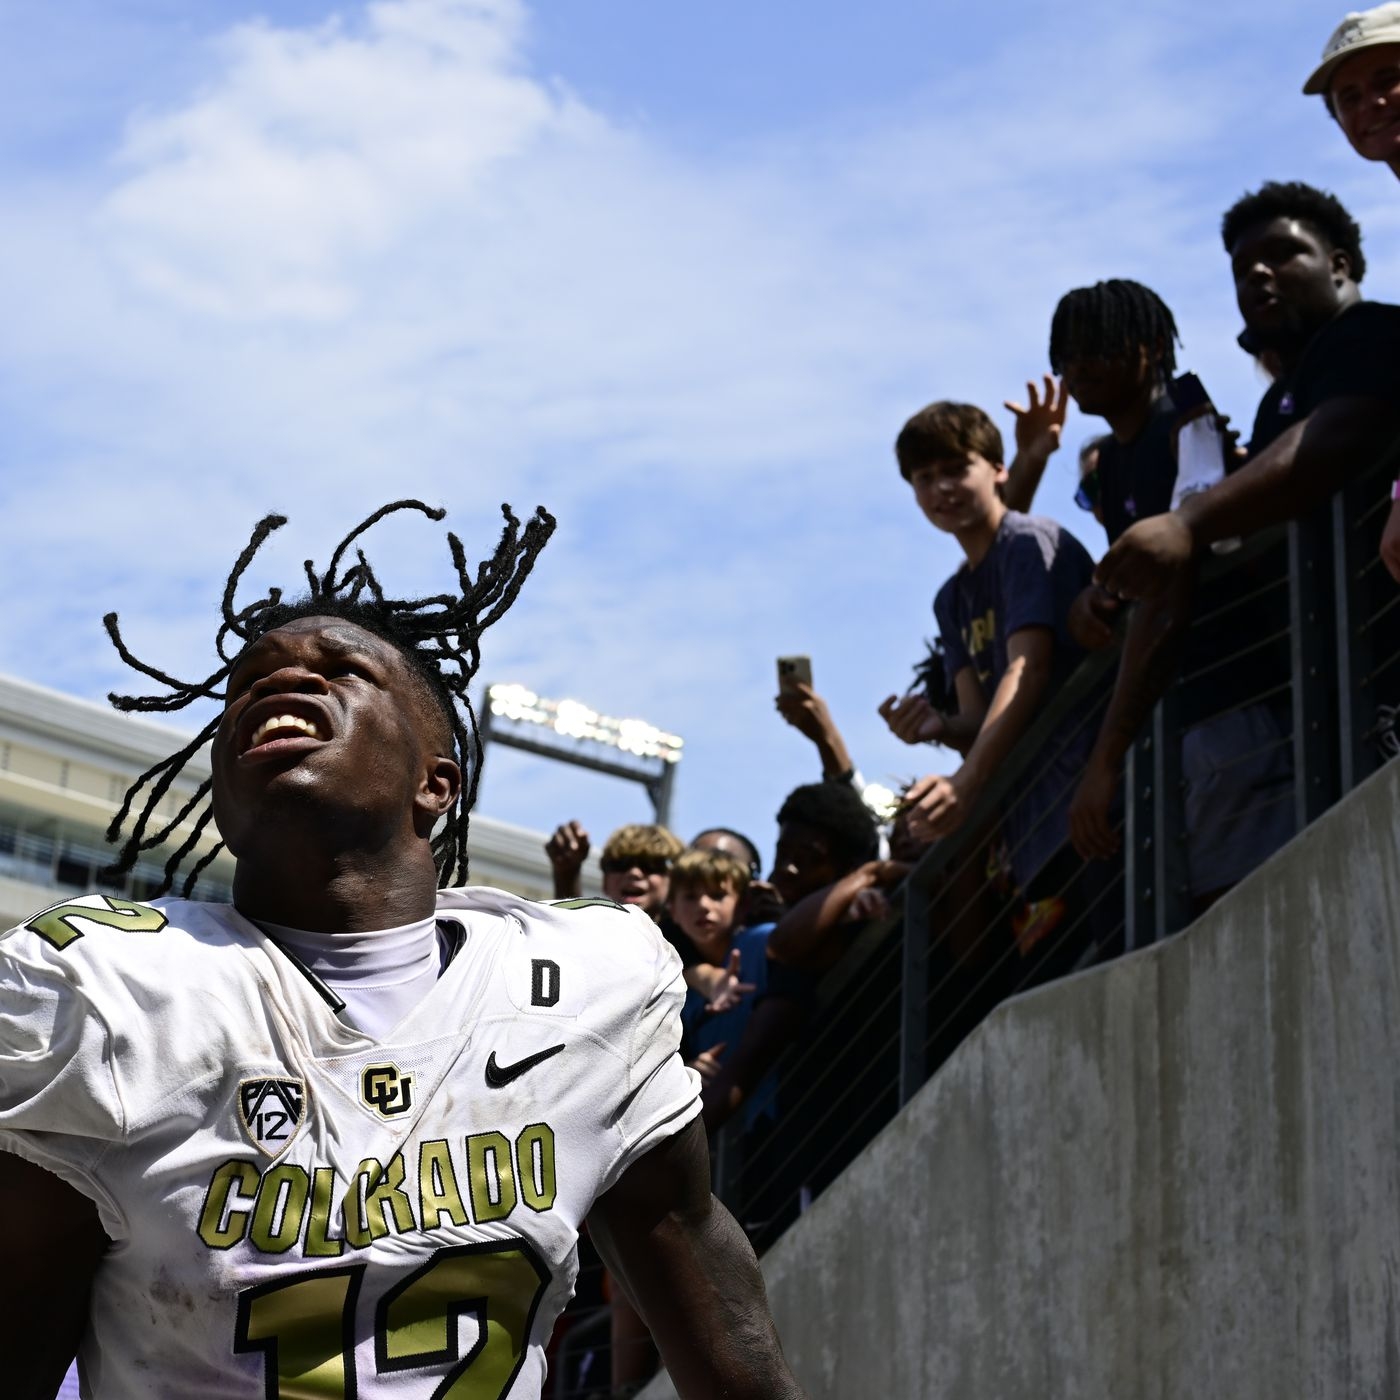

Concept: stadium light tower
[[479, 683, 683, 826]]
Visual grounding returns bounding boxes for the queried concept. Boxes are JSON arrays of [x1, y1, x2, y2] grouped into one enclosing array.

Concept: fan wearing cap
[[1306, 7, 1400, 579], [1306, 4, 1400, 182]]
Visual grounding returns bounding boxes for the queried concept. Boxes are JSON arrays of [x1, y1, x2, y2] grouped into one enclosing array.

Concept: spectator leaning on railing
[[1096, 181, 1400, 604], [879, 401, 1107, 980], [1048, 278, 1294, 903], [764, 781, 888, 971], [678, 784, 888, 1133]]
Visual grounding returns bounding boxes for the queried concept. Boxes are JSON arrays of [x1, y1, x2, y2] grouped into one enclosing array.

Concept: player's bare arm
[[589, 1117, 807, 1400], [0, 1152, 108, 1400]]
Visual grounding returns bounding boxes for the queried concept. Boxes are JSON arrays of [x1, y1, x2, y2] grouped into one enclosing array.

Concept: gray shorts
[[1183, 703, 1295, 898]]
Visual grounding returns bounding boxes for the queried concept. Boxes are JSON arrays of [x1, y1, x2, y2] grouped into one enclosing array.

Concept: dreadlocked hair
[[1048, 278, 1180, 378], [912, 637, 958, 715], [100, 499, 556, 898]]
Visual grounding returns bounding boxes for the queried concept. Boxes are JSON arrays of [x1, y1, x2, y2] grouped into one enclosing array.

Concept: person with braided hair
[[1048, 278, 1297, 905], [0, 501, 805, 1400]]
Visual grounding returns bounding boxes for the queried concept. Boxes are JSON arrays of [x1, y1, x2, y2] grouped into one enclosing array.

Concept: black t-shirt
[[1089, 380, 1281, 727], [1247, 300, 1400, 736], [934, 511, 1096, 886], [1096, 392, 1179, 545], [1248, 300, 1400, 457]]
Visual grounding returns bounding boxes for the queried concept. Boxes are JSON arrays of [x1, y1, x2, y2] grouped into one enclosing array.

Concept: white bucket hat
[[1303, 3, 1400, 94]]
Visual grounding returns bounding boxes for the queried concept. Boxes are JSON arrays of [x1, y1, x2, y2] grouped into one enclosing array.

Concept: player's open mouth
[[250, 714, 322, 746], [237, 703, 331, 760]]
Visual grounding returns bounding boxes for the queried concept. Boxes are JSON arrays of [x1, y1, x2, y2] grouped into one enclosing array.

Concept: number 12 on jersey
[[235, 1239, 550, 1398]]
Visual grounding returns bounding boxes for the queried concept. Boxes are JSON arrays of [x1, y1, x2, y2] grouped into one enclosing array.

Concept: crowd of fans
[[549, 10, 1400, 1395]]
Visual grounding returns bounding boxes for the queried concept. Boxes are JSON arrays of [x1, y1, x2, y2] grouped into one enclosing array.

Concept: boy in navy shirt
[[881, 401, 1103, 976]]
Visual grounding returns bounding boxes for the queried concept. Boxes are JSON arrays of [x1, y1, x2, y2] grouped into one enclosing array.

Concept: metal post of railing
[[1151, 687, 1190, 939], [898, 876, 929, 1107], [1124, 730, 1155, 951], [1288, 517, 1338, 827], [1333, 483, 1373, 796]]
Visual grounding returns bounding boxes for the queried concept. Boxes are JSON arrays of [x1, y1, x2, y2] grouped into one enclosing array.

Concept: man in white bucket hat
[[1305, 4, 1400, 181]]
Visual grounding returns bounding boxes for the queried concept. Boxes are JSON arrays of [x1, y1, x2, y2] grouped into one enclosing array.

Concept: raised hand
[[705, 950, 757, 1013], [774, 680, 835, 743], [544, 819, 590, 870], [1004, 374, 1068, 462]]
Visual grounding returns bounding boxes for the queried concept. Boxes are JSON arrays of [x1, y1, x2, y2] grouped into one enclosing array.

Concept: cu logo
[[361, 1063, 415, 1118]]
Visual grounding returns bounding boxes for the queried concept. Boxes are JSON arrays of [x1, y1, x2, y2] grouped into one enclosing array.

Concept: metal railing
[[714, 448, 1399, 1256], [543, 445, 1400, 1395]]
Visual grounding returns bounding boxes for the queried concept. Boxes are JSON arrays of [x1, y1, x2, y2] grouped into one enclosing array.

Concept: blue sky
[[2, 0, 1396, 872]]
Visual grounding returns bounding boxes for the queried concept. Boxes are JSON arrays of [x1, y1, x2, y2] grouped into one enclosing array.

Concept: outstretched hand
[[705, 950, 757, 1013], [1005, 374, 1068, 462]]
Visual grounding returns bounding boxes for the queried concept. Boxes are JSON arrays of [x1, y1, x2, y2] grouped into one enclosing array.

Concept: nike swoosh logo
[[485, 1044, 565, 1088]]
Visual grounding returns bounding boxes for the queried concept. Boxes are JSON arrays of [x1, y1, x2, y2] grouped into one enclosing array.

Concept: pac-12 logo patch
[[237, 1078, 306, 1157], [361, 1063, 415, 1118]]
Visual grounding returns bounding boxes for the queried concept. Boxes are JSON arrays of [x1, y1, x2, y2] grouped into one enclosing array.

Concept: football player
[[0, 501, 805, 1400]]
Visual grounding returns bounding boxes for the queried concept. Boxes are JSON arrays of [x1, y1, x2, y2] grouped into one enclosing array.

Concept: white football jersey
[[0, 888, 701, 1399]]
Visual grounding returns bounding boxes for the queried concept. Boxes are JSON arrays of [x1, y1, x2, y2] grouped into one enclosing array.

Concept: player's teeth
[[250, 715, 321, 747]]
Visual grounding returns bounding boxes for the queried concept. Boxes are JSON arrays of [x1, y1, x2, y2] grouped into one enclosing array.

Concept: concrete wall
[[641, 760, 1400, 1400]]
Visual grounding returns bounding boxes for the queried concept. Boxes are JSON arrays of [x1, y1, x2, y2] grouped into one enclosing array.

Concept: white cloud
[[2, 0, 1396, 850]]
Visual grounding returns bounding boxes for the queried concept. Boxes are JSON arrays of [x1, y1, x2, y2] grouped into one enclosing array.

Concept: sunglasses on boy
[[600, 855, 673, 877]]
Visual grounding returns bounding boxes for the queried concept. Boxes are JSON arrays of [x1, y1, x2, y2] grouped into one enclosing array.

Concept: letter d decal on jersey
[[531, 959, 560, 1007]]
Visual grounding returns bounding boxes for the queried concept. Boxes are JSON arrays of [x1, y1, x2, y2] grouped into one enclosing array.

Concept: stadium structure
[[0, 672, 562, 930]]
